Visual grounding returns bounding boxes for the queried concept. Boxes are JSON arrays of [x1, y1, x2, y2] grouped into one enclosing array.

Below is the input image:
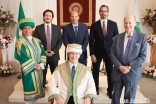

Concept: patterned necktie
[[123, 36, 132, 64], [102, 21, 106, 37], [72, 65, 76, 82], [46, 25, 51, 50], [74, 26, 78, 38]]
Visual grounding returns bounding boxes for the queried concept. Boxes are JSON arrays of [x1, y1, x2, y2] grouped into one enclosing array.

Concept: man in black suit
[[34, 9, 62, 87], [89, 5, 118, 98], [62, 11, 89, 66]]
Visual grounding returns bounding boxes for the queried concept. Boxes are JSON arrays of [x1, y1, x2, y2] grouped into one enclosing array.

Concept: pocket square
[[136, 43, 139, 46]]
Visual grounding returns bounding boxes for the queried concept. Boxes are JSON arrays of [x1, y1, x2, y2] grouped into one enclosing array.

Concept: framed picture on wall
[[57, 0, 96, 29]]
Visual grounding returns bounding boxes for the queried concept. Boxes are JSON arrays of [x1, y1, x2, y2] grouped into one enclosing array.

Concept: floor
[[0, 72, 156, 104]]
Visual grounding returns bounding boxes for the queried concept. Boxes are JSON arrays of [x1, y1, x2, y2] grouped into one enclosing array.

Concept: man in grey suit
[[110, 15, 147, 104], [34, 9, 62, 87]]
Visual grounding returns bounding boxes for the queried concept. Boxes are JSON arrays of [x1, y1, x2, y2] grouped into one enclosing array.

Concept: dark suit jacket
[[110, 31, 147, 81], [89, 20, 118, 58], [62, 22, 89, 59], [34, 24, 62, 61]]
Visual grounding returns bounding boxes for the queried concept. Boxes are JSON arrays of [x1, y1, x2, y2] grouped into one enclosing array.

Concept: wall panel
[[0, 0, 155, 71]]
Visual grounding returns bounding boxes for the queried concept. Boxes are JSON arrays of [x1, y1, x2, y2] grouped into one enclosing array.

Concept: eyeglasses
[[100, 11, 108, 13]]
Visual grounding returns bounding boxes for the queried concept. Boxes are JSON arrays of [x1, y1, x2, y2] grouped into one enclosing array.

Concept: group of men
[[33, 4, 147, 104]]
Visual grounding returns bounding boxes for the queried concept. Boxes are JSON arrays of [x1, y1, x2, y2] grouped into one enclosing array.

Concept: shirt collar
[[44, 23, 51, 27], [100, 19, 108, 24], [26, 36, 33, 40], [125, 31, 133, 37], [69, 61, 78, 71], [72, 23, 78, 27]]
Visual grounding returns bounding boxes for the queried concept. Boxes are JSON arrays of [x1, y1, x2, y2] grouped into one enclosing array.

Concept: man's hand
[[125, 66, 131, 70], [124, 65, 131, 74], [91, 55, 97, 63], [55, 97, 64, 104], [84, 98, 91, 104], [46, 50, 55, 57], [119, 66, 130, 74], [35, 64, 42, 71]]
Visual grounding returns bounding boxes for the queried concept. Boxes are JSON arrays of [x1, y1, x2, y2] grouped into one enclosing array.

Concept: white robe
[[48, 61, 97, 104]]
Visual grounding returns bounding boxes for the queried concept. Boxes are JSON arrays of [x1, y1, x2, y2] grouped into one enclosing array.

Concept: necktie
[[102, 21, 106, 37], [71, 65, 76, 82], [74, 26, 78, 38], [46, 25, 51, 50], [123, 36, 132, 64]]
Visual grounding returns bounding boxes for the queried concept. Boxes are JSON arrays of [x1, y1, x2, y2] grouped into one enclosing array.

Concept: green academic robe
[[15, 36, 46, 101]]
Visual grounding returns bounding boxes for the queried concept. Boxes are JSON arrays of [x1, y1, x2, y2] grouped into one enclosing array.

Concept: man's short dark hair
[[43, 9, 54, 18], [99, 5, 109, 12]]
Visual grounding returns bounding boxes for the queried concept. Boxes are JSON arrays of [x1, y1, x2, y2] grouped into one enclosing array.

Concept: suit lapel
[[128, 31, 138, 57], [77, 23, 81, 42], [119, 33, 125, 61], [97, 20, 104, 39], [41, 24, 47, 44], [106, 20, 110, 38], [51, 24, 54, 47], [69, 23, 77, 40]]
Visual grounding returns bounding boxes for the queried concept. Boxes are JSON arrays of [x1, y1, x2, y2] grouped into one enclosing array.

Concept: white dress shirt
[[72, 23, 78, 31], [100, 19, 108, 31], [69, 61, 78, 72]]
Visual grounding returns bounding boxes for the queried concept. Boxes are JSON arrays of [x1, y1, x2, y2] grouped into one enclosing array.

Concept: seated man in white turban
[[48, 43, 97, 104]]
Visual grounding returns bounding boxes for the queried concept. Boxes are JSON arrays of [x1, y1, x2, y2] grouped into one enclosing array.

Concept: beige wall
[[0, 0, 155, 72]]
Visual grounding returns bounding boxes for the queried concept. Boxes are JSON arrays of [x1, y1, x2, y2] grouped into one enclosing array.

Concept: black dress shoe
[[17, 75, 22, 79], [107, 92, 112, 99], [96, 91, 99, 95]]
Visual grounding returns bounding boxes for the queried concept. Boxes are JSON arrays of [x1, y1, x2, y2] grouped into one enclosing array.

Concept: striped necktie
[[123, 36, 132, 64]]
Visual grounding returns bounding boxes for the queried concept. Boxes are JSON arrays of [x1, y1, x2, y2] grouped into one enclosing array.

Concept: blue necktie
[[74, 26, 78, 38], [72, 65, 75, 82], [123, 36, 132, 64]]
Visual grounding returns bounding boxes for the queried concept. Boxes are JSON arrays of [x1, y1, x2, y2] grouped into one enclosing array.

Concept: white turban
[[66, 44, 82, 54]]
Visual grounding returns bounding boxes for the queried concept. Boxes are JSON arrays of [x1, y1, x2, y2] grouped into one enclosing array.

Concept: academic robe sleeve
[[15, 41, 35, 75], [48, 70, 61, 102], [38, 41, 46, 65], [84, 71, 97, 99]]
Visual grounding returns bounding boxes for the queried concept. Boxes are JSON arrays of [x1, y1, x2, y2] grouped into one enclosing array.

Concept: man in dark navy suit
[[62, 10, 89, 66], [89, 5, 119, 98]]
